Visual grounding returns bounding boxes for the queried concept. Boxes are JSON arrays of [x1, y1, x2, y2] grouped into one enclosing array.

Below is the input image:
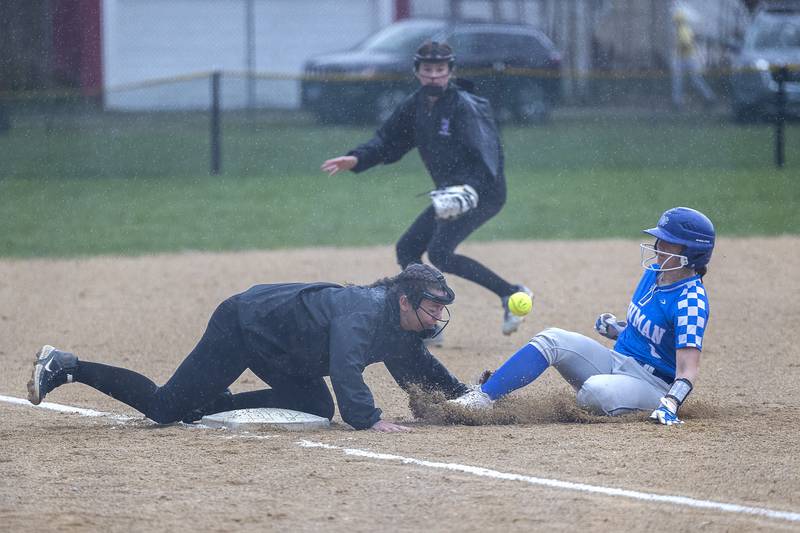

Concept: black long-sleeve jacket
[[347, 83, 505, 202], [228, 282, 468, 430]]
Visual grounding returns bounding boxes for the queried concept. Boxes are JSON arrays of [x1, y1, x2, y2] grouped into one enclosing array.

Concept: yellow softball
[[508, 292, 533, 317]]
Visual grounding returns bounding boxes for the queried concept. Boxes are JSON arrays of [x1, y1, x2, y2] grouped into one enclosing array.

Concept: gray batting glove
[[594, 312, 627, 340]]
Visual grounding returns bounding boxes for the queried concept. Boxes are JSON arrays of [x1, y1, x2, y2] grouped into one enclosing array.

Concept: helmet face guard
[[405, 269, 454, 306], [640, 242, 689, 272], [421, 282, 455, 306], [406, 270, 455, 339], [415, 304, 451, 339], [642, 207, 715, 270]]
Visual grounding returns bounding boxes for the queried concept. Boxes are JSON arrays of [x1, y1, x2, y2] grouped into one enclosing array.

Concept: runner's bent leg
[[426, 198, 515, 297], [529, 328, 615, 390], [576, 374, 665, 415], [531, 328, 666, 415]]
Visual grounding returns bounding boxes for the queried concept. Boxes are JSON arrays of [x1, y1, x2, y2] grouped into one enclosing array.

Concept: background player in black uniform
[[322, 41, 531, 338], [27, 264, 468, 432]]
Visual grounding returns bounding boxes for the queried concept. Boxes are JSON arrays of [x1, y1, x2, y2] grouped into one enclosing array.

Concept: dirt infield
[[2, 237, 799, 532]]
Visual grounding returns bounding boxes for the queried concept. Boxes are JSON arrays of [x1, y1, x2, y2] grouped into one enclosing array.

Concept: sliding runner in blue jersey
[[450, 207, 715, 425]]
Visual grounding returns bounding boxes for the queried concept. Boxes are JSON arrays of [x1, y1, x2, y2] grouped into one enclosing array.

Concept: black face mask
[[403, 270, 455, 339], [420, 84, 446, 98], [416, 314, 449, 340], [412, 301, 452, 340]]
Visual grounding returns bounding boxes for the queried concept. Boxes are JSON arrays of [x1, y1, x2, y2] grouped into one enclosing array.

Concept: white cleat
[[448, 388, 494, 410]]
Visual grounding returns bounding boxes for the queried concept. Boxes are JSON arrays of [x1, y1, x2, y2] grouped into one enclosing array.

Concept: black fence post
[[773, 65, 787, 169], [0, 98, 9, 135], [210, 71, 222, 175]]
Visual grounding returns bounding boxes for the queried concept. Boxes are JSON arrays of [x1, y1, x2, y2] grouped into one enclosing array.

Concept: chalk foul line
[[0, 394, 134, 421], [298, 440, 800, 524], [4, 395, 798, 524]]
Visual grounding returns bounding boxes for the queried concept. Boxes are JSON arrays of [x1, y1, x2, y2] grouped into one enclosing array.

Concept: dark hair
[[369, 263, 455, 306]]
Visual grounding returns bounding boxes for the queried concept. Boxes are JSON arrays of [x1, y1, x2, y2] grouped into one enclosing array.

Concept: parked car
[[729, 0, 800, 121], [301, 18, 562, 124]]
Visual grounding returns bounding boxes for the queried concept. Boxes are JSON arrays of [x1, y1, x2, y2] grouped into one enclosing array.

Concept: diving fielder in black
[[322, 41, 531, 336], [27, 264, 468, 432]]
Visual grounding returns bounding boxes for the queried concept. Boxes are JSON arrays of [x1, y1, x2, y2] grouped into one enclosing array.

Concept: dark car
[[301, 18, 562, 124], [729, 0, 800, 121]]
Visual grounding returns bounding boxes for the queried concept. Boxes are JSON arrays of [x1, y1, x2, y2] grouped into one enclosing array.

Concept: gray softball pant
[[529, 328, 670, 416]]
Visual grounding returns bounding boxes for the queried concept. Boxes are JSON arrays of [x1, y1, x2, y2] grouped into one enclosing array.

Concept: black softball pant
[[396, 199, 515, 298], [73, 300, 335, 424]]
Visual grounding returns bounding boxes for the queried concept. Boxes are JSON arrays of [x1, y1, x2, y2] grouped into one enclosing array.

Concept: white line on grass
[[298, 440, 800, 525]]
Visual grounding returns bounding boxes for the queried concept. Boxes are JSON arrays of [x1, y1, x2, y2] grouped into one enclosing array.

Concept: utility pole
[[245, 0, 255, 111]]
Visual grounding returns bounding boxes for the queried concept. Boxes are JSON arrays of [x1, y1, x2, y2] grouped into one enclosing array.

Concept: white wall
[[103, 0, 393, 110]]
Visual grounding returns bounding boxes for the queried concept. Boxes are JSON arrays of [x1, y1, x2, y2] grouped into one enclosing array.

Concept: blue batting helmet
[[643, 207, 715, 269]]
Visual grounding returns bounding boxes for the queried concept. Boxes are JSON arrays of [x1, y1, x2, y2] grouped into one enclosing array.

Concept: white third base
[[201, 408, 330, 431]]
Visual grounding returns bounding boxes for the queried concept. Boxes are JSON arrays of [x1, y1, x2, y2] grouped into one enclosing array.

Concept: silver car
[[729, 2, 800, 121]]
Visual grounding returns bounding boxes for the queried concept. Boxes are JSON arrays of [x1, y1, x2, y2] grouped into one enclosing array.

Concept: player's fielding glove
[[429, 185, 479, 220], [594, 312, 627, 340]]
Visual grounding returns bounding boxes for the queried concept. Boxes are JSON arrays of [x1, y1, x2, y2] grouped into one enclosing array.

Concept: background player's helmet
[[643, 207, 715, 269], [413, 41, 455, 71]]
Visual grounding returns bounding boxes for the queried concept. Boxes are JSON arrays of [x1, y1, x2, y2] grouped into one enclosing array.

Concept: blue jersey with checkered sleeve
[[613, 269, 709, 383]]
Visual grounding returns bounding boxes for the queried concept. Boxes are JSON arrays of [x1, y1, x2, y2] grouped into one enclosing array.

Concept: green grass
[[1, 110, 798, 257]]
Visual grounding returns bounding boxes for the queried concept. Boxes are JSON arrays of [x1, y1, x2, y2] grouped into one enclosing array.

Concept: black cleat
[[27, 345, 78, 405]]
